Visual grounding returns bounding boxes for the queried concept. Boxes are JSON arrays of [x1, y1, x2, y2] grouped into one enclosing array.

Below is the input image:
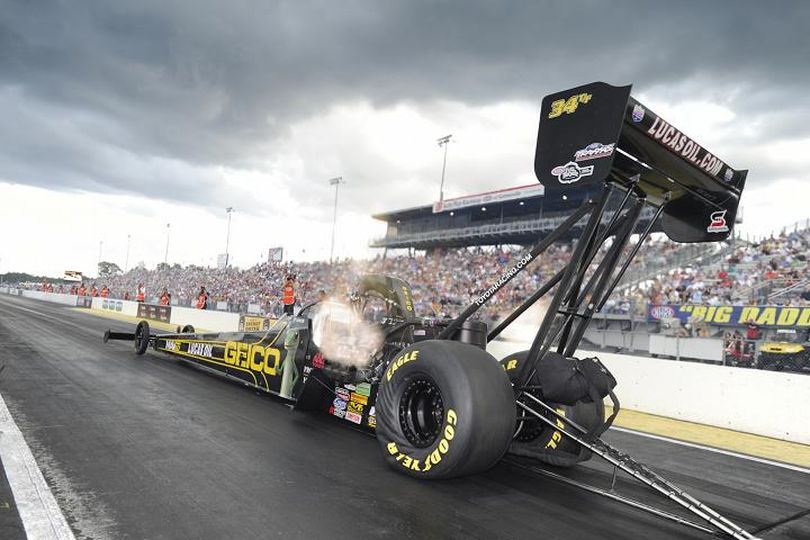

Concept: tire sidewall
[[376, 341, 513, 479]]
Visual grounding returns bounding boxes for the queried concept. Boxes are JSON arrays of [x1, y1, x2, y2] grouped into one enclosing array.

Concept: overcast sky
[[1, 1, 809, 277]]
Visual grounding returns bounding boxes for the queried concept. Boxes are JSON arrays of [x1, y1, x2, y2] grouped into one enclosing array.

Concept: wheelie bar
[[517, 393, 759, 540], [103, 330, 136, 343]]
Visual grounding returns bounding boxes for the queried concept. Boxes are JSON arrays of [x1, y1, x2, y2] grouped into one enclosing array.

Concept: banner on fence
[[648, 304, 810, 327]]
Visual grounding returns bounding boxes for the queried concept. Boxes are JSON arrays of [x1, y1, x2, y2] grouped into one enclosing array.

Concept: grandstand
[[371, 183, 660, 250]]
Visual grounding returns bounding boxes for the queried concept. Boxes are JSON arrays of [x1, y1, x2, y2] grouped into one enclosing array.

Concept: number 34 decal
[[548, 93, 592, 119]]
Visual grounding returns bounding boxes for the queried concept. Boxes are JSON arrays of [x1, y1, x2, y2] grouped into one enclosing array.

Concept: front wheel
[[134, 321, 150, 355], [375, 341, 515, 479]]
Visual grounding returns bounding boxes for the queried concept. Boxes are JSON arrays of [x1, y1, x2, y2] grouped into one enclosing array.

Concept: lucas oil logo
[[707, 210, 729, 233], [551, 161, 594, 184]]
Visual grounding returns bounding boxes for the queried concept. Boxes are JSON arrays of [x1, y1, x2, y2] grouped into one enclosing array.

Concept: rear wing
[[534, 82, 747, 242]]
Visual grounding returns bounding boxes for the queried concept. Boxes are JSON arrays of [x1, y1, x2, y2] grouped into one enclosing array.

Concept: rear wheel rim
[[398, 377, 444, 448]]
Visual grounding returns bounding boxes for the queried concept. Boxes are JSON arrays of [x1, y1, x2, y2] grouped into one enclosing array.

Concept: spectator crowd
[[13, 225, 810, 326]]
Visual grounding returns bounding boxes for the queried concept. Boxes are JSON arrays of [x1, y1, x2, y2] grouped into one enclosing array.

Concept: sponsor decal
[[547, 92, 592, 119], [369, 406, 375, 417], [385, 409, 458, 473], [647, 116, 728, 177], [312, 352, 325, 369], [345, 411, 362, 424], [187, 342, 214, 358], [102, 299, 123, 312], [707, 210, 729, 233], [348, 401, 364, 414], [648, 305, 677, 320], [350, 392, 368, 406], [632, 103, 645, 123], [544, 408, 567, 450], [504, 358, 518, 371], [332, 398, 347, 411], [649, 304, 810, 327], [550, 161, 594, 184], [356, 382, 371, 397], [574, 142, 615, 162], [724, 168, 734, 182], [335, 387, 351, 401], [240, 316, 267, 332], [432, 184, 545, 214], [386, 350, 420, 381], [332, 408, 346, 419], [368, 415, 376, 429], [343, 384, 356, 391], [303, 366, 312, 376], [475, 252, 533, 306], [224, 342, 281, 376], [401, 286, 414, 312], [164, 340, 178, 352]]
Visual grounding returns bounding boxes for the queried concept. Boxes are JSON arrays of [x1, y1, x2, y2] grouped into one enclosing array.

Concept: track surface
[[0, 294, 808, 539]]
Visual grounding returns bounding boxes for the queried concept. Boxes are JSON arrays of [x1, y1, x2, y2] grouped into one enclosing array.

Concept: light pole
[[164, 223, 171, 265], [328, 176, 345, 264], [225, 207, 234, 267], [437, 134, 453, 202], [98, 240, 103, 273], [125, 234, 131, 273]]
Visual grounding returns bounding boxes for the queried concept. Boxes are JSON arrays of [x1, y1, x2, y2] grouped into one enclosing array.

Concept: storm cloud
[[1, 0, 808, 213]]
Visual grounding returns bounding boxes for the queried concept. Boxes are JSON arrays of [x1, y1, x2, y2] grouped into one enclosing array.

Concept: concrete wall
[[168, 306, 240, 332], [90, 297, 140, 317], [649, 335, 723, 362], [20, 290, 78, 306], [488, 340, 810, 445]]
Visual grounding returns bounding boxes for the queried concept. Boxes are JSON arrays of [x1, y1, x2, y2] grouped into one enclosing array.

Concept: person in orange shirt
[[281, 276, 296, 316], [78, 284, 87, 296], [136, 283, 145, 303], [159, 288, 171, 306], [195, 286, 209, 310], [91, 284, 99, 297], [100, 285, 109, 298]]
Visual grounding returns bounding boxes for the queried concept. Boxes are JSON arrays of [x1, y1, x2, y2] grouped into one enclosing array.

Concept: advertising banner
[[137, 303, 172, 323], [648, 304, 810, 328], [239, 315, 274, 332]]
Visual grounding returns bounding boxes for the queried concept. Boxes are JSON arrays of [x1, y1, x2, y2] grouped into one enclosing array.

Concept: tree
[[97, 261, 122, 278]]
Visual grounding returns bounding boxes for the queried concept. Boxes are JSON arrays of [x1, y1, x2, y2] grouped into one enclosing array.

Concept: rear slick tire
[[375, 340, 515, 479]]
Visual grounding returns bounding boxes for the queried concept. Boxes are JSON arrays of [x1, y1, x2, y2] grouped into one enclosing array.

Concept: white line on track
[[0, 391, 75, 540], [611, 426, 810, 475]]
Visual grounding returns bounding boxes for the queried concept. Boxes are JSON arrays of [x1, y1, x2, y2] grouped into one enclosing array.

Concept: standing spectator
[[196, 286, 209, 310], [124, 291, 131, 301], [91, 284, 99, 297], [100, 285, 109, 298], [282, 276, 296, 316], [159, 288, 171, 306], [78, 283, 87, 296], [746, 318, 762, 341], [136, 283, 145, 303]]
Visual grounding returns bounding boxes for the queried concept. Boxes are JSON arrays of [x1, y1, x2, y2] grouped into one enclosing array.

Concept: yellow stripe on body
[[155, 346, 260, 386]]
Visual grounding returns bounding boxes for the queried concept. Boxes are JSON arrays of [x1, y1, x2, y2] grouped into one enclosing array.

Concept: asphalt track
[[0, 294, 808, 539]]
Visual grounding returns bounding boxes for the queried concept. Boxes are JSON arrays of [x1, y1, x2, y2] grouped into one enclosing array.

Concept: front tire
[[375, 341, 515, 479], [134, 321, 150, 355]]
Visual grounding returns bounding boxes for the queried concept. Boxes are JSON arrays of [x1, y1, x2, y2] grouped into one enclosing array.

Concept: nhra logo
[[551, 161, 594, 184], [707, 210, 730, 233], [574, 142, 615, 162], [649, 305, 676, 320]]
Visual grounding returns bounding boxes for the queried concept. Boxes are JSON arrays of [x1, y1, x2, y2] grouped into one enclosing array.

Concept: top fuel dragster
[[105, 82, 766, 539]]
